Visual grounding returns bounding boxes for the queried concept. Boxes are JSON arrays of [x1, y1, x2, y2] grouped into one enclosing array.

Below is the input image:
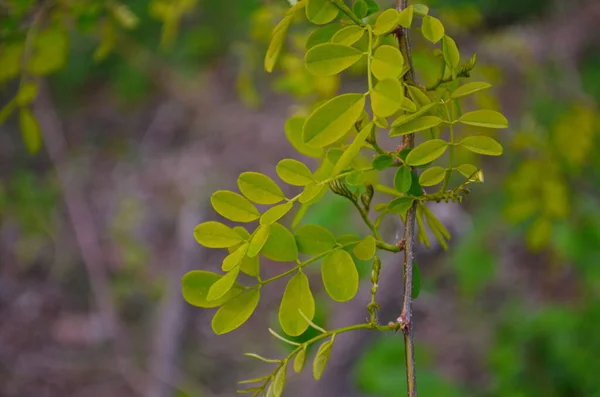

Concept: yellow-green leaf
[[211, 190, 260, 222], [279, 272, 315, 336], [390, 115, 443, 136], [353, 235, 376, 260], [451, 82, 492, 99], [419, 166, 447, 186], [372, 9, 399, 35], [459, 110, 508, 128], [313, 339, 334, 380], [372, 154, 395, 170], [406, 84, 432, 106], [306, 25, 342, 50], [306, 0, 338, 24], [207, 267, 240, 301], [261, 202, 294, 225], [388, 197, 414, 215], [182, 270, 243, 308], [0, 44, 23, 83], [285, 115, 323, 158], [371, 78, 405, 118], [194, 221, 242, 248], [394, 166, 412, 193], [273, 361, 287, 397], [261, 223, 298, 262], [456, 163, 478, 178], [305, 43, 363, 76], [303, 93, 365, 148], [248, 224, 271, 257], [16, 82, 38, 106], [294, 346, 307, 373], [421, 15, 444, 43], [233, 226, 251, 240], [294, 224, 336, 255], [397, 5, 414, 28], [212, 290, 260, 335], [371, 45, 404, 80], [442, 35, 460, 73], [265, 15, 293, 72], [405, 139, 449, 166], [331, 122, 373, 177], [238, 172, 285, 204], [223, 243, 249, 271], [277, 159, 314, 186], [459, 136, 503, 156], [331, 25, 365, 46], [19, 107, 42, 154], [28, 27, 69, 75], [322, 250, 359, 302]]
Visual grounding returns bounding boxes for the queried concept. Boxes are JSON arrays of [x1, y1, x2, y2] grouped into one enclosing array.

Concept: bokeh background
[[1, 0, 600, 396]]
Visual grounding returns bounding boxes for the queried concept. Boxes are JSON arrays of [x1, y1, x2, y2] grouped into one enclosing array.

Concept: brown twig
[[395, 0, 418, 396]]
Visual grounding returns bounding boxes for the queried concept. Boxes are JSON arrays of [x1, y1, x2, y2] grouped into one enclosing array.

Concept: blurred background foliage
[[1, 0, 599, 396]]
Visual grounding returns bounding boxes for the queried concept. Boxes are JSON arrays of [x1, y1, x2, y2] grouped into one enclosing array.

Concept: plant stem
[[395, 0, 418, 396], [441, 102, 455, 191]]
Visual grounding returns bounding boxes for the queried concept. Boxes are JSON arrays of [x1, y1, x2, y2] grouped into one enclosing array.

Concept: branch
[[395, 0, 418, 396]]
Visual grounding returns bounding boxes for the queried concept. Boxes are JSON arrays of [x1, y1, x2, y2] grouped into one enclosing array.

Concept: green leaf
[[313, 339, 334, 380], [371, 45, 404, 80], [394, 166, 412, 193], [352, 0, 368, 18], [294, 346, 307, 373], [303, 93, 365, 147], [261, 202, 294, 225], [397, 5, 414, 28], [248, 224, 271, 257], [405, 139, 449, 166], [459, 110, 508, 128], [223, 243, 249, 271], [305, 43, 363, 76], [390, 104, 441, 128], [364, 0, 379, 15], [371, 78, 405, 118], [322, 250, 359, 302], [372, 9, 399, 35], [194, 221, 243, 248], [353, 235, 376, 260], [327, 148, 344, 165], [294, 224, 336, 255], [306, 0, 338, 24], [306, 25, 342, 50], [238, 172, 285, 205], [28, 27, 69, 75], [331, 25, 365, 46], [456, 163, 478, 178], [279, 272, 315, 336], [0, 44, 23, 83], [372, 154, 395, 170], [261, 223, 298, 262], [331, 122, 373, 176], [285, 115, 323, 158], [442, 35, 460, 73], [412, 261, 421, 299], [181, 270, 243, 308], [346, 170, 367, 186], [406, 84, 432, 107], [273, 361, 287, 397], [207, 267, 240, 301], [419, 166, 447, 186], [421, 15, 444, 43], [459, 136, 503, 156], [19, 107, 42, 154], [388, 197, 414, 215], [211, 290, 260, 335], [337, 234, 362, 247], [277, 159, 314, 186], [451, 82, 491, 99], [210, 190, 260, 222], [299, 183, 327, 204], [413, 4, 429, 15], [265, 15, 292, 72], [16, 82, 38, 106], [233, 226, 251, 240]]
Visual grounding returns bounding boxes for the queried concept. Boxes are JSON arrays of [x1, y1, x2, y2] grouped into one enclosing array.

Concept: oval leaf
[[265, 15, 293, 72], [306, 0, 338, 25], [194, 221, 242, 248], [285, 115, 323, 158], [238, 172, 285, 204], [456, 163, 478, 178], [371, 45, 404, 80], [331, 122, 373, 177], [294, 346, 307, 373], [294, 224, 336, 255], [390, 115, 444, 137], [442, 35, 460, 71], [394, 165, 412, 193], [353, 235, 376, 260], [212, 290, 260, 335], [397, 5, 414, 28], [306, 24, 342, 50], [211, 190, 260, 222], [371, 78, 405, 118], [222, 243, 249, 271], [459, 136, 503, 156], [390, 102, 440, 128], [19, 107, 42, 154], [322, 250, 359, 302], [372, 154, 395, 170], [421, 15, 444, 43], [305, 43, 362, 76], [277, 159, 314, 186], [459, 110, 508, 129], [451, 82, 491, 99], [388, 197, 414, 215], [299, 183, 327, 204], [248, 224, 271, 257], [405, 139, 449, 166], [279, 272, 315, 336], [313, 339, 334, 380], [207, 267, 240, 301], [261, 223, 298, 262], [261, 202, 294, 225], [303, 93, 366, 148], [372, 9, 399, 35], [182, 270, 243, 308], [273, 361, 287, 397], [331, 25, 365, 46], [419, 166, 447, 186]]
